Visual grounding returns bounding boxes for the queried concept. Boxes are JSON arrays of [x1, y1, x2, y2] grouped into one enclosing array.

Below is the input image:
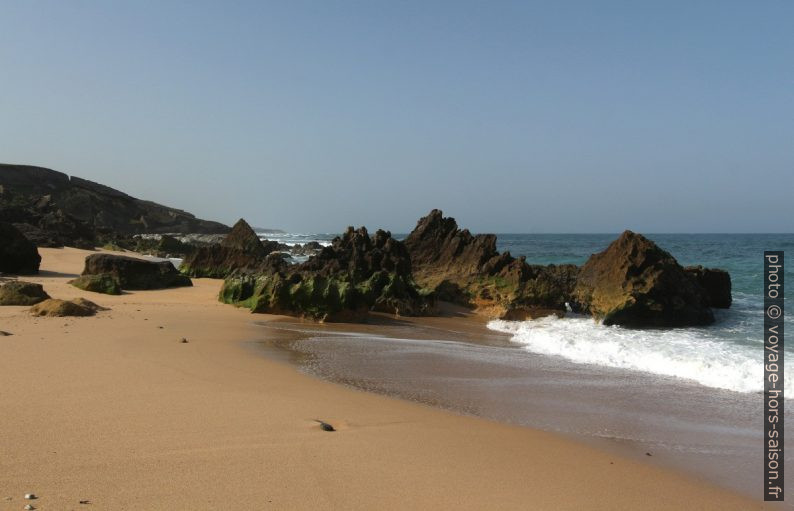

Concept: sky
[[0, 1, 792, 233]]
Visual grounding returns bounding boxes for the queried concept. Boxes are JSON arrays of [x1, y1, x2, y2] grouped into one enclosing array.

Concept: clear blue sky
[[1, 1, 791, 233]]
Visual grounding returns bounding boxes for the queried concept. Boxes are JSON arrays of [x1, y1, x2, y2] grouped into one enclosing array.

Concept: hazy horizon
[[1, 1, 792, 233]]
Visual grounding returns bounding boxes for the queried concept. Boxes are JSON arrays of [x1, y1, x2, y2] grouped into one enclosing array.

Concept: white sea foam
[[257, 232, 333, 247], [488, 316, 785, 395]]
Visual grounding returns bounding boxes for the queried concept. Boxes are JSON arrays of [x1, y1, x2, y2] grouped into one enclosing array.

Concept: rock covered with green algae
[[220, 227, 433, 322], [0, 280, 50, 305], [69, 273, 122, 295]]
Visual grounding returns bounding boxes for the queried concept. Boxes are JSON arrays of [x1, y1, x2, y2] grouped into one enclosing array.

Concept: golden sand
[[0, 248, 761, 510]]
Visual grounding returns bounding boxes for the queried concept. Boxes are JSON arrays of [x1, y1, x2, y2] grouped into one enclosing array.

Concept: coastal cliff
[[0, 163, 229, 248]]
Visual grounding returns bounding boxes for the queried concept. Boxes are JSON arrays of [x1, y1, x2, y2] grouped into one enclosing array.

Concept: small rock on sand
[[181, 338, 188, 343], [0, 331, 11, 336], [314, 420, 336, 432], [24, 493, 36, 500], [24, 505, 35, 510], [30, 298, 107, 317]]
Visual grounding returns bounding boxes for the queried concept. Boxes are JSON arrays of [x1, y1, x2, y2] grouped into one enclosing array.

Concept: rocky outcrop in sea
[[571, 231, 716, 327]]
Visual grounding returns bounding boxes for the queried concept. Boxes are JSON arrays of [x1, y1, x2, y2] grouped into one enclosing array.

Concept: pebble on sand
[[314, 420, 336, 432], [24, 494, 36, 499]]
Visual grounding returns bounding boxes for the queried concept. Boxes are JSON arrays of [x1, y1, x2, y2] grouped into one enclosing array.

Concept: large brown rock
[[0, 222, 41, 274], [572, 231, 714, 327], [684, 266, 732, 308], [404, 209, 501, 281], [404, 210, 578, 318], [0, 281, 50, 305], [180, 219, 274, 278], [220, 226, 432, 321], [82, 253, 192, 290]]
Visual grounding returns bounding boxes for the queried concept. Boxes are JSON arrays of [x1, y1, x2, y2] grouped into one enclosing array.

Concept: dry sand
[[0, 248, 763, 510]]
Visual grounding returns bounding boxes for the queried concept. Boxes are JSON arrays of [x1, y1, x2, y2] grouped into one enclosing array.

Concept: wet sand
[[0, 247, 765, 510], [258, 313, 789, 505]]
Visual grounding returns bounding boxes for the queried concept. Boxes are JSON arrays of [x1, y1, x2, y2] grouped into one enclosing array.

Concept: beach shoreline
[[258, 313, 779, 501], [0, 247, 765, 510]]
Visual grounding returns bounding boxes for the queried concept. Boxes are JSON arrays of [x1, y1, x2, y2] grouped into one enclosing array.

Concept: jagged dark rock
[[180, 219, 274, 278], [404, 209, 502, 280], [69, 274, 122, 295], [684, 266, 732, 309], [0, 163, 229, 248], [0, 281, 50, 305], [220, 226, 433, 321], [0, 222, 41, 274], [404, 210, 578, 318], [82, 254, 192, 290], [572, 231, 715, 327]]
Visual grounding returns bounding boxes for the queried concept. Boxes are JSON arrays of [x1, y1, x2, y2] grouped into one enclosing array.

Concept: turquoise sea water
[[496, 233, 794, 299], [261, 231, 793, 394]]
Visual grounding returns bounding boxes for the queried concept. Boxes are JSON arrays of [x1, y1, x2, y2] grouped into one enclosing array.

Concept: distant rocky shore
[[1, 165, 731, 327]]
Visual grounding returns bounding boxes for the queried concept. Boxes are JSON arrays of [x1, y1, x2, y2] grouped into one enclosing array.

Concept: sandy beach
[[0, 248, 764, 510]]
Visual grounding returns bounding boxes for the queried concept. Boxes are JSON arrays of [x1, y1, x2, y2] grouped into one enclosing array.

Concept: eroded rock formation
[[404, 210, 578, 319], [180, 219, 275, 278], [220, 226, 432, 321]]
